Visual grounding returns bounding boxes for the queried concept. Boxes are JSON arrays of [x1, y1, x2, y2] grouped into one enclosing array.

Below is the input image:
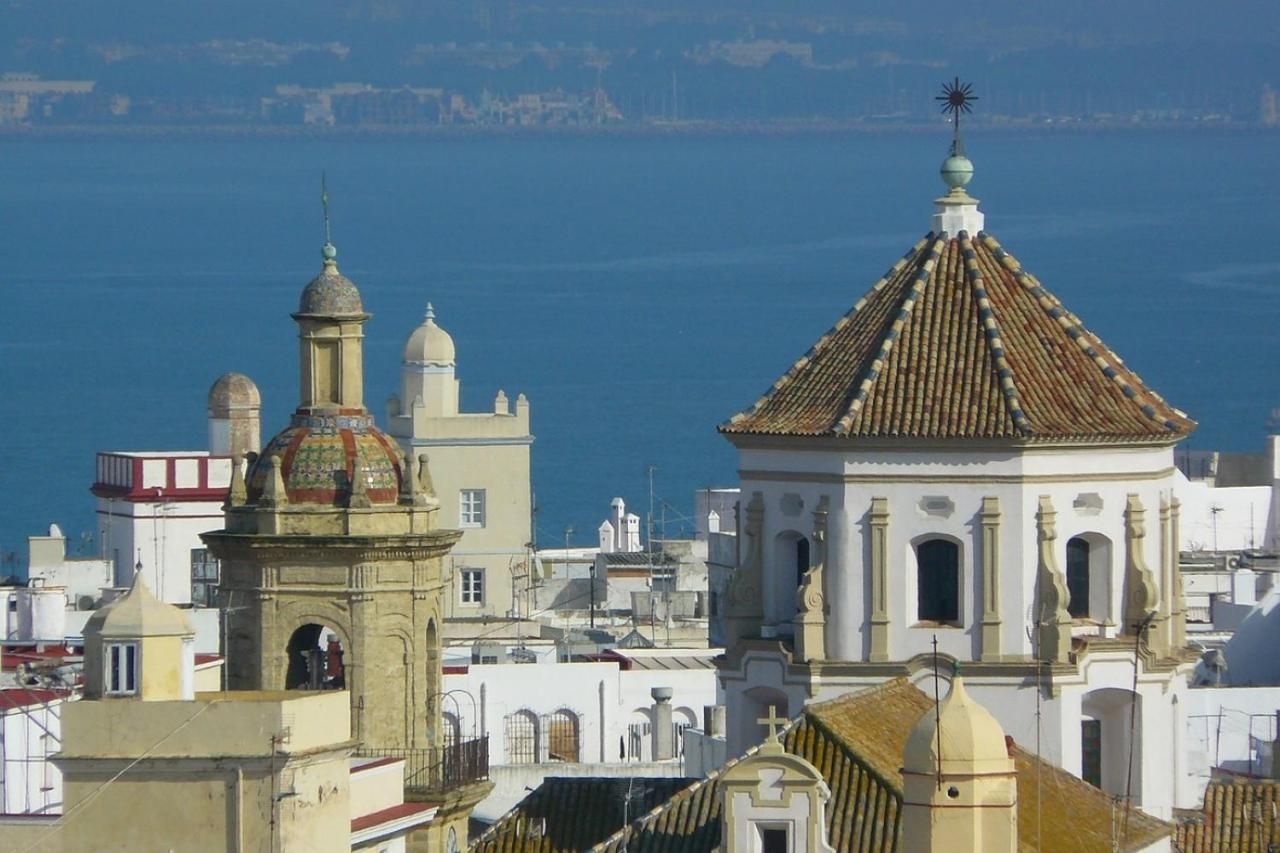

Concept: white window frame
[[459, 489, 486, 528], [460, 569, 485, 606], [106, 642, 138, 696]]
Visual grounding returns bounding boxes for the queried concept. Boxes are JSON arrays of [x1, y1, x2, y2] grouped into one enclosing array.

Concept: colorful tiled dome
[[247, 412, 403, 506], [296, 244, 364, 316]]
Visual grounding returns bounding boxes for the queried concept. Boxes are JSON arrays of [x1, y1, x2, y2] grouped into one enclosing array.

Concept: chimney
[[651, 686, 674, 760]]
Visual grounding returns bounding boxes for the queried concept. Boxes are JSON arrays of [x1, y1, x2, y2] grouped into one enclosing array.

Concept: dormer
[[720, 707, 836, 853]]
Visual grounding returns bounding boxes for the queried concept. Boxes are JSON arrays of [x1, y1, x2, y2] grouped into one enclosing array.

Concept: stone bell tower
[[203, 231, 457, 752]]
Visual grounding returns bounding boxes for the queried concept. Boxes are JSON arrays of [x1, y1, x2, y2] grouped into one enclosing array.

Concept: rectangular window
[[759, 826, 789, 853], [1081, 719, 1103, 788], [191, 548, 220, 608], [106, 642, 138, 695], [461, 569, 485, 605], [459, 489, 486, 528]]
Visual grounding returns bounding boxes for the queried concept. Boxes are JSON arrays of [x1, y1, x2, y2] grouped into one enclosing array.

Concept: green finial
[[321, 171, 337, 265]]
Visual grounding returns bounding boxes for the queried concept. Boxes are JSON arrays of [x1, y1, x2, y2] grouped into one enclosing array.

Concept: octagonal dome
[[247, 412, 403, 507]]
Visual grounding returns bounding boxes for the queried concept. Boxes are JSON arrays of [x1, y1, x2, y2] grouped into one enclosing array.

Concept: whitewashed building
[[0, 688, 65, 815], [716, 143, 1197, 818], [444, 647, 719, 820]]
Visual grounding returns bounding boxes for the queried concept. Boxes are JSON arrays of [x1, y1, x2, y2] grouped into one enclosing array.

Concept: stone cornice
[[738, 466, 1177, 486], [723, 433, 1181, 453], [203, 530, 462, 562]]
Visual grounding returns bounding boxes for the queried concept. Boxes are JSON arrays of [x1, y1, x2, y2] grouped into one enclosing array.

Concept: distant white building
[[24, 524, 111, 609], [598, 497, 642, 554], [1174, 428, 1280, 552], [444, 647, 720, 821], [90, 373, 261, 606]]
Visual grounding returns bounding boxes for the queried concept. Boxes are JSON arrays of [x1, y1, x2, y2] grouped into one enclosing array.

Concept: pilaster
[[979, 496, 1002, 661], [725, 492, 765, 650], [869, 497, 891, 663]]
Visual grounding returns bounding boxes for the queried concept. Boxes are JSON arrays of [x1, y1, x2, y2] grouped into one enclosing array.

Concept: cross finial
[[757, 705, 786, 744]]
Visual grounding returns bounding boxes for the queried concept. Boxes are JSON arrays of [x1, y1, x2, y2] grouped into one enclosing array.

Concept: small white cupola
[[400, 303, 460, 417], [82, 571, 197, 702]]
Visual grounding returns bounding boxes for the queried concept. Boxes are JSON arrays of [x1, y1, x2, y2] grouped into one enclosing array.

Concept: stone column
[[1171, 497, 1187, 650], [980, 496, 1002, 661], [869, 497, 891, 662], [704, 705, 726, 737], [651, 687, 674, 760]]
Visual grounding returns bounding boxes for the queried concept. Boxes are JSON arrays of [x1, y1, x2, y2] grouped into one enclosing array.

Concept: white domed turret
[[399, 304, 460, 417], [402, 303, 456, 366]]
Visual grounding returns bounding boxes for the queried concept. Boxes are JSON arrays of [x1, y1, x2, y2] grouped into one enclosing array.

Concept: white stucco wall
[[0, 696, 63, 815], [738, 441, 1177, 664], [96, 497, 225, 605]]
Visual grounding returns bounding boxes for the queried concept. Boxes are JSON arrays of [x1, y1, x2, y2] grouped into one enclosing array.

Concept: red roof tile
[[722, 231, 1194, 442], [351, 801, 436, 833], [0, 688, 68, 709]]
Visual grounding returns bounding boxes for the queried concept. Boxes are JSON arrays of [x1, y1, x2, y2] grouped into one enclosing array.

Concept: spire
[[321, 171, 338, 269], [425, 302, 435, 322], [931, 77, 984, 236]]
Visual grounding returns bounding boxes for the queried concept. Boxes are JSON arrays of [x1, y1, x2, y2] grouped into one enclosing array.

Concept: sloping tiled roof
[[1175, 780, 1280, 851], [472, 679, 1172, 853], [721, 231, 1194, 441], [471, 777, 698, 852]]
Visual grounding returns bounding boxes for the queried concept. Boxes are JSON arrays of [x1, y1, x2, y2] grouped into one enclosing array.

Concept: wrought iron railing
[[355, 736, 489, 792]]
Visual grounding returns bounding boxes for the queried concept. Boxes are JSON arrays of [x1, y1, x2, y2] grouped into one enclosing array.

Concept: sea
[[1, 129, 1278, 569]]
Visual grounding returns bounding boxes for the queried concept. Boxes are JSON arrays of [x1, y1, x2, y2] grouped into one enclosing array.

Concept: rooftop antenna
[[931, 634, 943, 790], [936, 76, 977, 156]]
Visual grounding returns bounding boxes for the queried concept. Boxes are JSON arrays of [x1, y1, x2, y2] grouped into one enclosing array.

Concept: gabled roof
[[721, 231, 1194, 442], [1175, 779, 1280, 851], [472, 679, 1173, 853]]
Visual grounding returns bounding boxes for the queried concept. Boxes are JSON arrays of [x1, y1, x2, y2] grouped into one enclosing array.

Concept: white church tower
[[717, 82, 1196, 819]]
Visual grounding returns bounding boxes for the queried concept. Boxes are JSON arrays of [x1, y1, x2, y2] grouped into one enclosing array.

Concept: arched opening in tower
[[285, 623, 346, 690]]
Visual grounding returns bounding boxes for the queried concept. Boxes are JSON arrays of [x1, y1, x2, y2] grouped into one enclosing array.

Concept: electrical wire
[[18, 698, 219, 853]]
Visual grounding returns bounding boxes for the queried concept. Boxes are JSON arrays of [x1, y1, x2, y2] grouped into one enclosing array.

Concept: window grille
[[545, 710, 580, 763], [504, 711, 538, 764]]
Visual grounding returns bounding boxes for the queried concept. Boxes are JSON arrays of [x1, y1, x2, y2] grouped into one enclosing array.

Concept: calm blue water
[[1, 131, 1278, 566]]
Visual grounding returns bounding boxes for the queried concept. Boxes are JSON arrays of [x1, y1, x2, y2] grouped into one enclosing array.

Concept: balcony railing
[[355, 736, 489, 793]]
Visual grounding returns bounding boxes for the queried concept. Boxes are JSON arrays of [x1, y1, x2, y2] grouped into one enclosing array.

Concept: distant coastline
[[1, 118, 1274, 142]]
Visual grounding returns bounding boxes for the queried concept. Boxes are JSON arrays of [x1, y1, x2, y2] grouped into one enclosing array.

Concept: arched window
[[917, 539, 959, 624], [795, 537, 810, 586], [1067, 537, 1091, 619], [546, 709, 580, 762], [441, 711, 460, 750], [504, 710, 539, 764]]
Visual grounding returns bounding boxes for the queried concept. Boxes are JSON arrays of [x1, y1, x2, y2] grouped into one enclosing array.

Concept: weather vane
[[936, 77, 977, 154]]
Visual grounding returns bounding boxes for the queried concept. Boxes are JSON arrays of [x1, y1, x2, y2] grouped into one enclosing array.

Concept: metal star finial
[[936, 77, 978, 153]]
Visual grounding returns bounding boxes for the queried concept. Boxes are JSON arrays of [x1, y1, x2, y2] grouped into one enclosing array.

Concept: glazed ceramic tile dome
[[296, 242, 364, 316], [247, 413, 403, 506]]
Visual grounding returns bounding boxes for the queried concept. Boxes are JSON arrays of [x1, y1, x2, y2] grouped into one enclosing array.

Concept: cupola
[[82, 572, 196, 702], [398, 303, 460, 418]]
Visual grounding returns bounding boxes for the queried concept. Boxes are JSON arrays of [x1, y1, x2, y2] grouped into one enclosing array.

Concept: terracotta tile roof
[[471, 777, 698, 852], [350, 800, 435, 833], [472, 679, 1172, 853], [1176, 780, 1280, 851], [721, 231, 1195, 441]]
